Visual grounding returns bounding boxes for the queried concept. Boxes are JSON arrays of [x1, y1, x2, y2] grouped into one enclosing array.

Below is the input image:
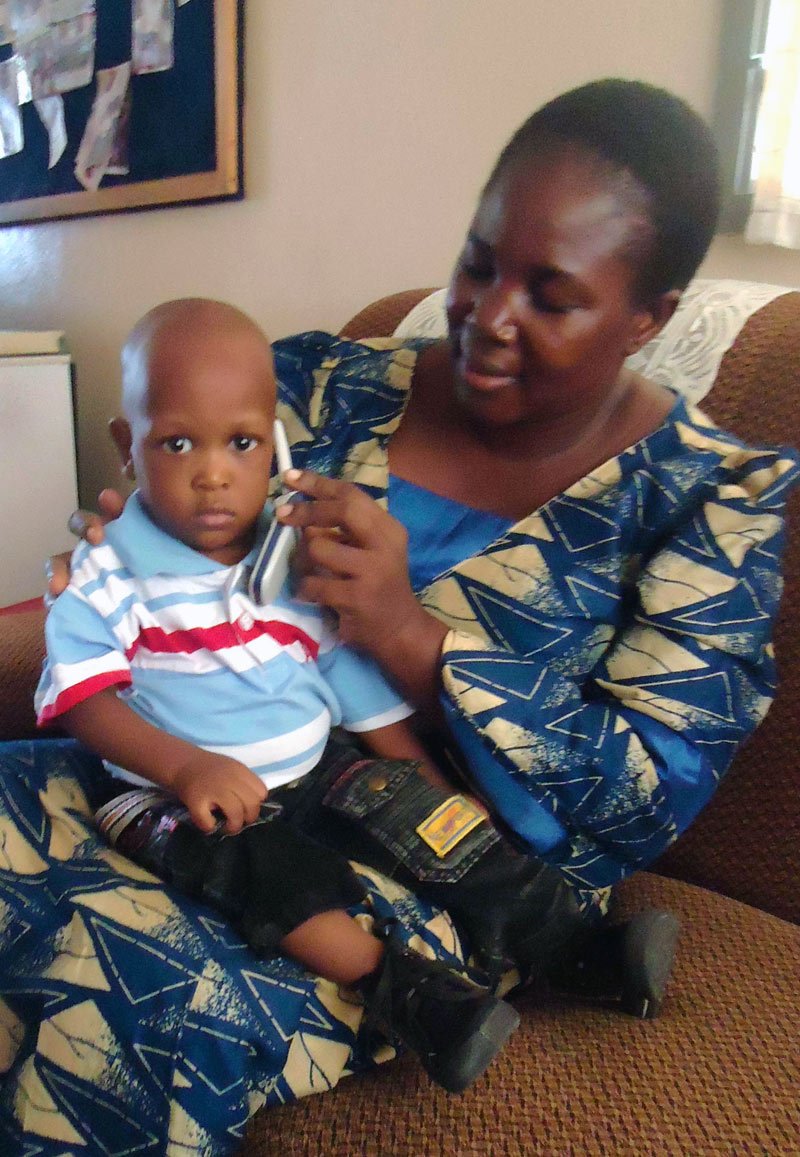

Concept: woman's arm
[[434, 456, 798, 891], [64, 689, 267, 833], [277, 453, 799, 894]]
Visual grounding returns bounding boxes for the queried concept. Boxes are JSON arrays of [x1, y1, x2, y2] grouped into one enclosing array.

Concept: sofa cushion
[[243, 871, 800, 1156]]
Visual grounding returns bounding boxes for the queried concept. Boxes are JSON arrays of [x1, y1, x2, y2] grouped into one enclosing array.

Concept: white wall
[[0, 0, 798, 507]]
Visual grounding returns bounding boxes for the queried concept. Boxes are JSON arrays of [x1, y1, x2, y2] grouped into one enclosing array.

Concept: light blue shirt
[[37, 493, 412, 788]]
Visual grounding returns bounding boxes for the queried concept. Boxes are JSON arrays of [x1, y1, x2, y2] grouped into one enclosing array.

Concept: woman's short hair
[[488, 79, 720, 301]]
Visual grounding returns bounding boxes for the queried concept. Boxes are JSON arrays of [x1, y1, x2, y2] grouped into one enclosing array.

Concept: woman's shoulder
[[273, 331, 437, 436], [620, 395, 800, 518], [273, 330, 433, 381], [560, 393, 800, 533], [667, 396, 800, 499]]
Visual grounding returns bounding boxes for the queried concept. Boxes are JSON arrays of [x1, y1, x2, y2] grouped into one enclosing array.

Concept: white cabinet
[[0, 350, 78, 606]]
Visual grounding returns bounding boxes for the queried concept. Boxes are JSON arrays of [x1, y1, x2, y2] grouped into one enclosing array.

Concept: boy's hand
[[172, 753, 268, 834]]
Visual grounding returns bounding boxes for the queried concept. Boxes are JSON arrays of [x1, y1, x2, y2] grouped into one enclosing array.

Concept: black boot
[[549, 908, 679, 1019], [361, 919, 520, 1093]]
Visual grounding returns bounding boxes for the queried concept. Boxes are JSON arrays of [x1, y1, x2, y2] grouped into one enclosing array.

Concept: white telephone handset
[[247, 420, 303, 605]]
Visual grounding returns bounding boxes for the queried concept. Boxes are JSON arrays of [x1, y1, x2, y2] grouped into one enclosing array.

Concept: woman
[[271, 79, 793, 907], [3, 80, 797, 1154]]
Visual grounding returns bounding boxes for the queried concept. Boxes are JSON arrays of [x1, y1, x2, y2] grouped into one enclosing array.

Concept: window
[[714, 0, 771, 232], [715, 0, 800, 246]]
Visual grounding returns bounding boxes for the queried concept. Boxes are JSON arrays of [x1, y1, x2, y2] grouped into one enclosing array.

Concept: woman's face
[[446, 149, 668, 430]]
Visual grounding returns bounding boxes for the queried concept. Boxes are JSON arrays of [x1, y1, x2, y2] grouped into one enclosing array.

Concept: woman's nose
[[470, 281, 518, 344]]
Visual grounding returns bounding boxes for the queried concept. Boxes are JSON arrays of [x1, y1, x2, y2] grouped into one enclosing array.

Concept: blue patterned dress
[[0, 334, 796, 1155]]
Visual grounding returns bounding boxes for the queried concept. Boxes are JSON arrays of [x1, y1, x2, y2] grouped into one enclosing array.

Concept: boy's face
[[114, 327, 277, 565]]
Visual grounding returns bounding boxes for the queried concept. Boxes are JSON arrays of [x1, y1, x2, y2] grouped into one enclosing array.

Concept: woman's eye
[[529, 290, 574, 316], [460, 258, 492, 282], [231, 434, 258, 452], [162, 436, 192, 454]]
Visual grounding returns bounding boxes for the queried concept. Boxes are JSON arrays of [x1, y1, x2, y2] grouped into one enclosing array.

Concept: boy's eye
[[162, 436, 193, 454], [231, 434, 259, 452]]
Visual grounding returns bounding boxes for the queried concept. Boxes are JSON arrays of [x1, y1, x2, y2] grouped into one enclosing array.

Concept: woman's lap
[[0, 740, 464, 1156]]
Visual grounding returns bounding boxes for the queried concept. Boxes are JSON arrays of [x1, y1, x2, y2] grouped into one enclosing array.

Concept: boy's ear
[[109, 417, 135, 480], [626, 290, 681, 356]]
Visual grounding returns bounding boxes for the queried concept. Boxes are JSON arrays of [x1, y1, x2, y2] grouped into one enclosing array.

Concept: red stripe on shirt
[[37, 671, 132, 726], [127, 619, 319, 662]]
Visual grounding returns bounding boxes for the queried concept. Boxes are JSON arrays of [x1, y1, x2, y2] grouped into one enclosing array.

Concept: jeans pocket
[[322, 757, 501, 883]]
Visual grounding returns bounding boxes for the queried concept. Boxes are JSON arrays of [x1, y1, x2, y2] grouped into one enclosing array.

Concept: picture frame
[[0, 0, 244, 227]]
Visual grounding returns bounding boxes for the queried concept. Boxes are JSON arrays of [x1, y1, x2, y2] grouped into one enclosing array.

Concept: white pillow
[[393, 289, 448, 340]]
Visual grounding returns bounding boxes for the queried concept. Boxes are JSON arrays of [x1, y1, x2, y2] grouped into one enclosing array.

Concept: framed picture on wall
[[0, 0, 244, 227]]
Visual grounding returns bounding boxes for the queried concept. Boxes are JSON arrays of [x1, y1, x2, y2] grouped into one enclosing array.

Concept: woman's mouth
[[460, 360, 520, 393]]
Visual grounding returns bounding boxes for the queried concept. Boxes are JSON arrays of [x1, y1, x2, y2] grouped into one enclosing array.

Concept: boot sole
[[620, 910, 680, 1019], [432, 998, 520, 1094]]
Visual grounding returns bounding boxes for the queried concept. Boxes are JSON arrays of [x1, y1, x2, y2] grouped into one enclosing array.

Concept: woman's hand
[[47, 489, 126, 599], [277, 469, 448, 706]]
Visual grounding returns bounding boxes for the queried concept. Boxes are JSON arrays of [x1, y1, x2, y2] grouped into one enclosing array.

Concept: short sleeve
[[36, 580, 131, 726], [316, 641, 413, 733]]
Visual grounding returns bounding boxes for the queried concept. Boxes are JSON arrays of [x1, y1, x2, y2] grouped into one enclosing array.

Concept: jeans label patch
[[416, 795, 486, 858]]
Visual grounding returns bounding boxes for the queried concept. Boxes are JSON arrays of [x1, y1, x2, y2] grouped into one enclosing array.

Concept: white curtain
[[746, 0, 800, 247]]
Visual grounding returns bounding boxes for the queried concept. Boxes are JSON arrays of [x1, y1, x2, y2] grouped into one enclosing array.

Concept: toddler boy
[[35, 298, 519, 1093]]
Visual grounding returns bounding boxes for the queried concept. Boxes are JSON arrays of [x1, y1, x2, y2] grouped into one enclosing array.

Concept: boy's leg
[[280, 909, 383, 984], [96, 785, 519, 1093], [267, 899, 520, 1094], [359, 916, 519, 1094], [285, 743, 680, 1014], [94, 788, 368, 954], [279, 745, 587, 982]]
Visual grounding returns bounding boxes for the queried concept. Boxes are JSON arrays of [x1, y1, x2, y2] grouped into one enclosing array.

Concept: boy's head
[[110, 298, 277, 565]]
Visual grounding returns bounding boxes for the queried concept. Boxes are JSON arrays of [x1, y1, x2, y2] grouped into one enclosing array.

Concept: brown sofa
[[2, 286, 799, 1156]]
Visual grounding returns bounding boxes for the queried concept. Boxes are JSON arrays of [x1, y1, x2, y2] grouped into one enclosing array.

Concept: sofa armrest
[[0, 608, 47, 740]]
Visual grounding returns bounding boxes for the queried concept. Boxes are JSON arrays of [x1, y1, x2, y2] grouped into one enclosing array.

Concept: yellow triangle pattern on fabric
[[74, 884, 183, 934], [605, 626, 708, 681], [44, 913, 111, 991], [15, 1057, 86, 1145], [283, 1032, 352, 1099], [703, 503, 782, 567], [36, 999, 117, 1082], [640, 551, 737, 612]]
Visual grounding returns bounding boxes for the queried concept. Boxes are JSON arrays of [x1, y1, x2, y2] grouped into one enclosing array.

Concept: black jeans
[[96, 746, 369, 955], [98, 736, 589, 976]]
